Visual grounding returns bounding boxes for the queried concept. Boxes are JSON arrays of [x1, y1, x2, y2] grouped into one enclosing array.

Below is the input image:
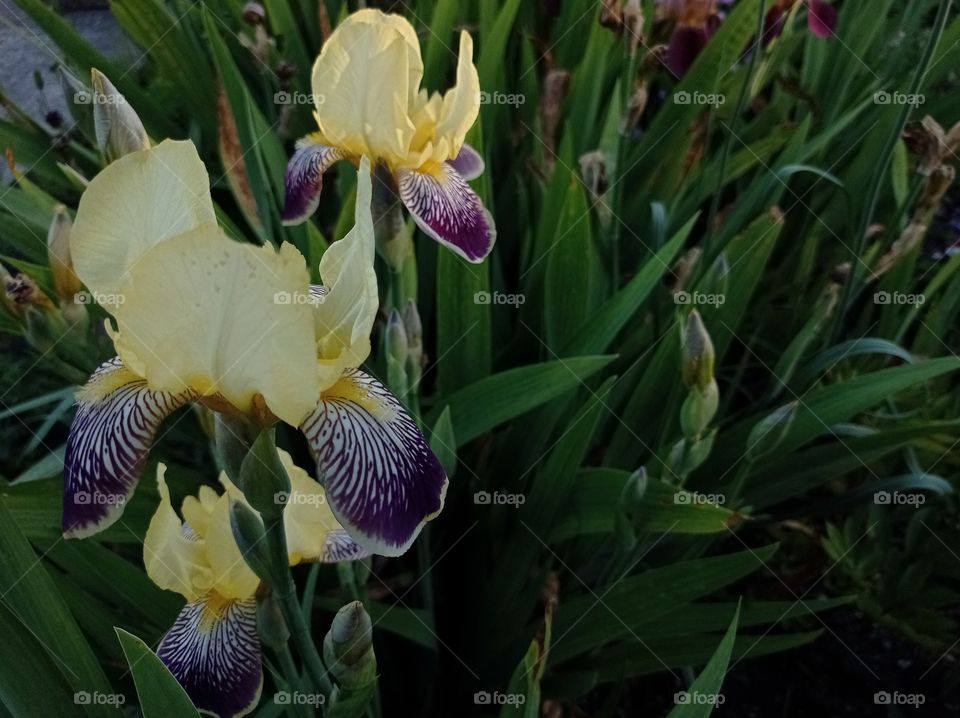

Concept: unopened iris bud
[[386, 309, 408, 364], [229, 498, 272, 583], [323, 601, 376, 686], [681, 310, 715, 391], [91, 68, 149, 162], [243, 2, 265, 24], [402, 299, 423, 379], [680, 377, 719, 439], [47, 205, 82, 301], [237, 429, 290, 519]]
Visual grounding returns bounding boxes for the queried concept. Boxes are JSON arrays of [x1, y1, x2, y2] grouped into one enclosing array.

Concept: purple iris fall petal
[[763, 6, 786, 45], [281, 139, 345, 225], [157, 596, 262, 718], [397, 164, 496, 263], [63, 357, 191, 538], [446, 144, 485, 182], [807, 0, 838, 38], [667, 25, 712, 77], [300, 369, 448, 557]]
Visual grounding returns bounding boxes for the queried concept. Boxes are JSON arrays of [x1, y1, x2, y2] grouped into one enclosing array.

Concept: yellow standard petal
[[203, 493, 261, 600], [430, 31, 481, 163], [310, 9, 421, 165], [110, 226, 320, 426], [278, 450, 343, 564], [144, 465, 214, 602], [313, 157, 378, 390], [71, 139, 216, 302]]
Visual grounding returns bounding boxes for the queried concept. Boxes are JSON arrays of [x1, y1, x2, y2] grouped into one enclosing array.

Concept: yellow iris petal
[[204, 493, 261, 600], [71, 139, 216, 301], [110, 225, 320, 426], [311, 9, 421, 165], [144, 465, 213, 602], [313, 157, 378, 390], [432, 32, 481, 162], [278, 450, 342, 564]]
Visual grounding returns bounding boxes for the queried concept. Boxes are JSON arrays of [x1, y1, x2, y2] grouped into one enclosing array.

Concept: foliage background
[[0, 0, 959, 715]]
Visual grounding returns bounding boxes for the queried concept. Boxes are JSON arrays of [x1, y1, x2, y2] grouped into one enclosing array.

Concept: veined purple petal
[[63, 358, 192, 538], [807, 0, 838, 38], [447, 144, 485, 182], [300, 370, 448, 557], [158, 595, 262, 718], [319, 528, 370, 563], [281, 138, 345, 226], [398, 164, 496, 263]]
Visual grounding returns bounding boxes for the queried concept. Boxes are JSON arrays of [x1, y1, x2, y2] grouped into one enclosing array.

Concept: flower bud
[[243, 2, 266, 24], [256, 592, 290, 650], [229, 498, 272, 583], [385, 309, 408, 364], [91, 68, 149, 162], [236, 429, 290, 520], [681, 310, 715, 391], [323, 601, 377, 686], [402, 299, 423, 379], [372, 163, 410, 271], [47, 205, 82, 301], [680, 377, 719, 439]]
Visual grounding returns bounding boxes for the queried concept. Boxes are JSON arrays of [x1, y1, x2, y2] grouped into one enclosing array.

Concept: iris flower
[[282, 9, 496, 263], [658, 0, 723, 77], [146, 451, 366, 718], [63, 139, 447, 556], [764, 0, 838, 44]]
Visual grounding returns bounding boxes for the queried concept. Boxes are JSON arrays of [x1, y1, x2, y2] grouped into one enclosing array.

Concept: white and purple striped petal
[[317, 528, 370, 563], [397, 164, 496, 263], [446, 144, 485, 181], [300, 370, 448, 557], [282, 138, 345, 225], [158, 595, 262, 718], [63, 358, 192, 538]]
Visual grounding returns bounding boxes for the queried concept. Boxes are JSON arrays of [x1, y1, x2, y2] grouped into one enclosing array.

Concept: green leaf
[[115, 628, 201, 718], [0, 500, 117, 717], [550, 545, 777, 663], [666, 603, 739, 718], [426, 356, 616, 447]]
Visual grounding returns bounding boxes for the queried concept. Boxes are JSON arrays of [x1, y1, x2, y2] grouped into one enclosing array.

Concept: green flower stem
[[275, 646, 311, 718], [263, 514, 334, 703]]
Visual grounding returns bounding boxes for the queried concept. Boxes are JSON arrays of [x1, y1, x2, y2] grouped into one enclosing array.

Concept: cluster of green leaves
[[0, 0, 959, 716]]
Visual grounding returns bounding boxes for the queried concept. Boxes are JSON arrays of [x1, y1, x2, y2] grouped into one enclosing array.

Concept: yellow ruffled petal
[[144, 465, 213, 602], [313, 157, 378, 390], [432, 31, 481, 162], [310, 9, 421, 165], [204, 493, 261, 600], [278, 450, 343, 564], [110, 226, 320, 426], [71, 139, 215, 301], [180, 485, 220, 539]]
